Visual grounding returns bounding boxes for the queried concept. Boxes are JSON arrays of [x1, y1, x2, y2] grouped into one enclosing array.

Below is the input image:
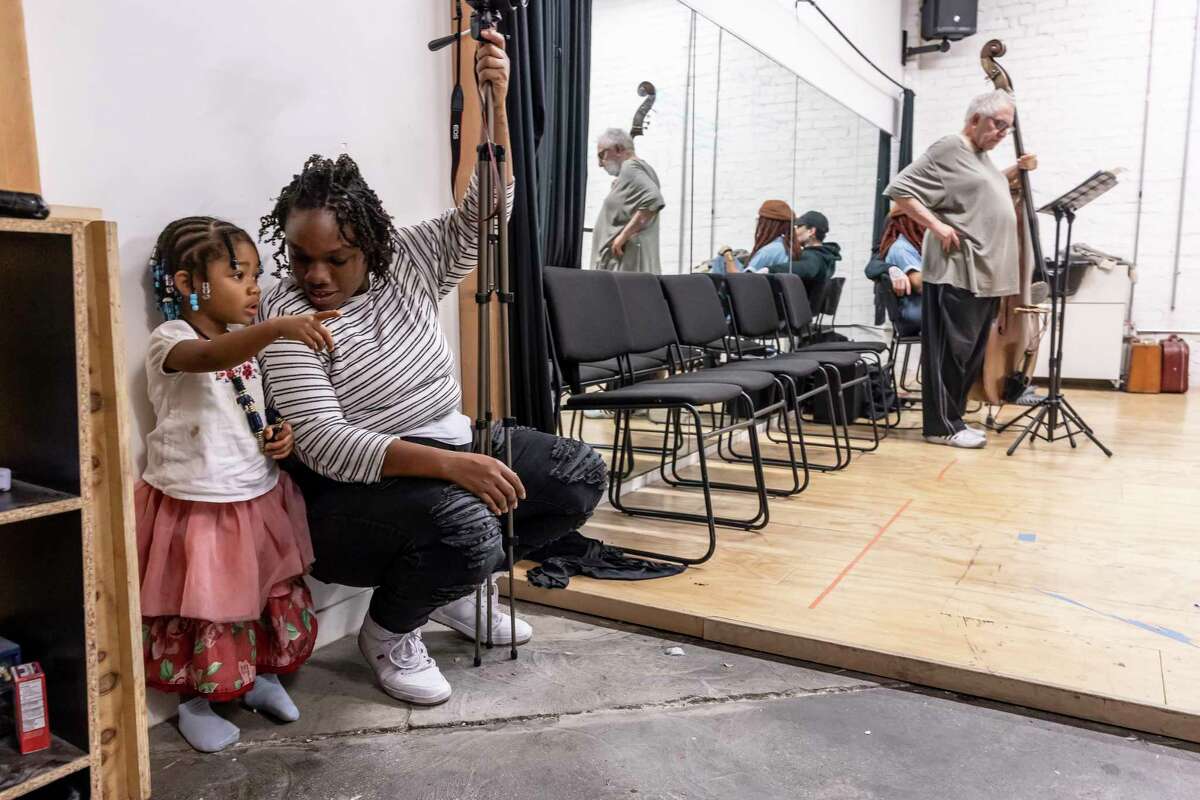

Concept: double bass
[[630, 81, 657, 139], [974, 40, 1047, 409]]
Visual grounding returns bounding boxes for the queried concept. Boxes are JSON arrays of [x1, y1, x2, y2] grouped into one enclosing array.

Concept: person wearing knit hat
[[745, 200, 798, 272]]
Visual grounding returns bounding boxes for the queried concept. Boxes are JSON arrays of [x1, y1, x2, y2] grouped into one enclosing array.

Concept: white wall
[[685, 0, 905, 133], [901, 0, 1200, 381], [22, 0, 460, 476]]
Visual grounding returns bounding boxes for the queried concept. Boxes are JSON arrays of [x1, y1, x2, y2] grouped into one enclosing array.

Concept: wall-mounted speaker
[[921, 0, 977, 42]]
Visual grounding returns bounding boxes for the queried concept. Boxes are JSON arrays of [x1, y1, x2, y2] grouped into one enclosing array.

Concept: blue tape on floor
[[1040, 591, 1198, 649], [1018, 532, 1037, 543]]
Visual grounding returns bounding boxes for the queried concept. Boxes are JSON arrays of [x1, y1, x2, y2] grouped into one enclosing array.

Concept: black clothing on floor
[[524, 530, 686, 589]]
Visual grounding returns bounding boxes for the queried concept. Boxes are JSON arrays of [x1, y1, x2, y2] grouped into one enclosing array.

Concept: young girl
[[138, 216, 338, 753]]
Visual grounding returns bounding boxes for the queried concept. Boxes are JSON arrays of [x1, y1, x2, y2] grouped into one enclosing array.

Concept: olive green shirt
[[884, 134, 1018, 298], [591, 158, 665, 274]]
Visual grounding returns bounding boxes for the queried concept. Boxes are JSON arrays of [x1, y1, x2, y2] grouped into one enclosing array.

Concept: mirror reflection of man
[[591, 128, 664, 273]]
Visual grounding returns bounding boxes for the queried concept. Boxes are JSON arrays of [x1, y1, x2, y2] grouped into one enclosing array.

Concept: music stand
[[999, 170, 1118, 457]]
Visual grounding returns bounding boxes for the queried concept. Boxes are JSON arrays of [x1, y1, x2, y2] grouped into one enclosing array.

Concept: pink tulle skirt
[[136, 473, 315, 623]]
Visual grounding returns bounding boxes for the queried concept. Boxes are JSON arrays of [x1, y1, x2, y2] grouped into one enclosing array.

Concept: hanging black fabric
[[501, 0, 592, 432], [536, 1, 592, 269], [871, 130, 892, 252], [899, 88, 916, 169]]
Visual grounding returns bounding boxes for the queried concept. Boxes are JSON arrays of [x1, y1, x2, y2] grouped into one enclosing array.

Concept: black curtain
[[536, 2, 592, 267], [898, 88, 916, 169], [871, 130, 892, 252], [503, 0, 592, 432], [871, 89, 916, 252]]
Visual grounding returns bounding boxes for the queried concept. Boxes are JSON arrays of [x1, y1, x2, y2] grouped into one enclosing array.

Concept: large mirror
[[570, 0, 892, 477]]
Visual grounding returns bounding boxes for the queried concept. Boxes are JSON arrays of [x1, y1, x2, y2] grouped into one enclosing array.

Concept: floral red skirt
[[136, 475, 318, 701], [143, 577, 317, 702]]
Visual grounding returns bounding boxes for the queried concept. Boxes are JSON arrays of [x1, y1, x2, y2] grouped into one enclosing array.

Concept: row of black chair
[[543, 268, 901, 565]]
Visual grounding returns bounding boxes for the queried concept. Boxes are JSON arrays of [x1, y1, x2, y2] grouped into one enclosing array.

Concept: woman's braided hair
[[259, 154, 399, 282]]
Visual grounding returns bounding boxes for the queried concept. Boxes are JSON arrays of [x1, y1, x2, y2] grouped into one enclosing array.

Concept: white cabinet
[[1032, 259, 1131, 384]]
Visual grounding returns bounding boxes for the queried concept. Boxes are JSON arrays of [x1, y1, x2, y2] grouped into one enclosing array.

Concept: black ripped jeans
[[286, 428, 606, 634]]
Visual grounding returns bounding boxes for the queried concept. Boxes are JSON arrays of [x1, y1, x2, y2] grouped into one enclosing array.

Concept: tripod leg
[[473, 583, 483, 667], [505, 425, 517, 661], [1060, 397, 1096, 434], [995, 401, 1038, 433], [493, 129, 519, 660], [1006, 403, 1050, 456], [486, 574, 494, 648], [1060, 402, 1113, 457], [472, 84, 496, 665]]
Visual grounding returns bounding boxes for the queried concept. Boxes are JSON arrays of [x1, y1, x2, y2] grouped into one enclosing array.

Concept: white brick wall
[[586, 0, 889, 325], [587, 0, 1199, 369], [901, 0, 1200, 382]]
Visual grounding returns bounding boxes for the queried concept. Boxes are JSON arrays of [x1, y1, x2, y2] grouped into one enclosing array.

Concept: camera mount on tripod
[[428, 0, 527, 51]]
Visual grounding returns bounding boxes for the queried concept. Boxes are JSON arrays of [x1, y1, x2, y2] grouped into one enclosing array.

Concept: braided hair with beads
[[259, 154, 400, 283], [150, 216, 254, 320]]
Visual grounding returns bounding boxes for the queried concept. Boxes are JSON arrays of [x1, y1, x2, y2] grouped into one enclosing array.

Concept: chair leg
[[763, 374, 846, 470], [693, 384, 805, 496], [611, 402, 769, 532], [720, 380, 808, 493]]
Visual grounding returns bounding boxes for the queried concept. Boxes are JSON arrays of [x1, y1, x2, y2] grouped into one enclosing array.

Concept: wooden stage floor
[[513, 389, 1200, 742]]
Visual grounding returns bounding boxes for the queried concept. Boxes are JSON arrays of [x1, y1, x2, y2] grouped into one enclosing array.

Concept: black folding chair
[[543, 267, 770, 565], [873, 276, 924, 402], [768, 273, 897, 438], [660, 274, 848, 473], [720, 273, 880, 458], [615, 272, 807, 497]]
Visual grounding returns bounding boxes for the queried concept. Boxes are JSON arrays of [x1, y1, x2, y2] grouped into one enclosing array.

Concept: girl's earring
[[189, 293, 200, 312], [200, 281, 212, 301]]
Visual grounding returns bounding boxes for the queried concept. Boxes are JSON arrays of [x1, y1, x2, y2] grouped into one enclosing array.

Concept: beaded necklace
[[184, 321, 279, 452]]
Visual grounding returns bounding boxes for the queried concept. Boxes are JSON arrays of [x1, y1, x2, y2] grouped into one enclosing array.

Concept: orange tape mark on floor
[[808, 498, 914, 609], [937, 458, 958, 481]]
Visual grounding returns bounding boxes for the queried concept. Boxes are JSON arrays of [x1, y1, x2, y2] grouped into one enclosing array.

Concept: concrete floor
[[149, 604, 1200, 800]]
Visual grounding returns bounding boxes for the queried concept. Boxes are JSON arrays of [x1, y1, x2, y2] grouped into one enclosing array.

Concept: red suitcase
[[1161, 335, 1190, 393]]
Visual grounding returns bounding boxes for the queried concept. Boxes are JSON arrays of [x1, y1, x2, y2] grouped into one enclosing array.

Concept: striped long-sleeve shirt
[[257, 175, 514, 483]]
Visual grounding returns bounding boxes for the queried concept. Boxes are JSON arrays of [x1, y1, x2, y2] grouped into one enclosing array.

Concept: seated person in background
[[745, 200, 798, 271], [866, 207, 927, 337], [773, 210, 841, 283], [706, 244, 746, 274]]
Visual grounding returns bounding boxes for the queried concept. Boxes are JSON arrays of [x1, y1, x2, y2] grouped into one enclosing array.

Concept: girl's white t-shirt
[[141, 321, 279, 502]]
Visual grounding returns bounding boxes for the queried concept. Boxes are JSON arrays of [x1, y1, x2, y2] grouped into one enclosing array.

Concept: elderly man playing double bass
[[885, 89, 1037, 449]]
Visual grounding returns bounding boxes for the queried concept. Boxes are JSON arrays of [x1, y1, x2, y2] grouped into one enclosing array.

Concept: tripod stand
[[431, 2, 521, 666], [999, 171, 1116, 457]]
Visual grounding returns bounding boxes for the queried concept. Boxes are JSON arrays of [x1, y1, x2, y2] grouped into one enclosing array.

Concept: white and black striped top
[[257, 175, 514, 484]]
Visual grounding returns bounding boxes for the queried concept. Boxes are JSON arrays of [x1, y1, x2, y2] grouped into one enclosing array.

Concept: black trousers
[[920, 283, 1000, 437], [287, 428, 606, 633]]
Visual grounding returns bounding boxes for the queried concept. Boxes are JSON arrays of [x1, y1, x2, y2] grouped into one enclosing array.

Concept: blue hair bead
[[189, 293, 200, 311]]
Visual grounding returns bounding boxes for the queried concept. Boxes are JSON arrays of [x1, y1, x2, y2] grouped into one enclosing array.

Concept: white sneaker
[[429, 578, 533, 646], [357, 615, 452, 705], [583, 409, 613, 419], [924, 429, 986, 449]]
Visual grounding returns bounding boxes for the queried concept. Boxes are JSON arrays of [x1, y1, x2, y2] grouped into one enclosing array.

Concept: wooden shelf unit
[[0, 481, 81, 526], [0, 217, 149, 799], [0, 736, 89, 800]]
